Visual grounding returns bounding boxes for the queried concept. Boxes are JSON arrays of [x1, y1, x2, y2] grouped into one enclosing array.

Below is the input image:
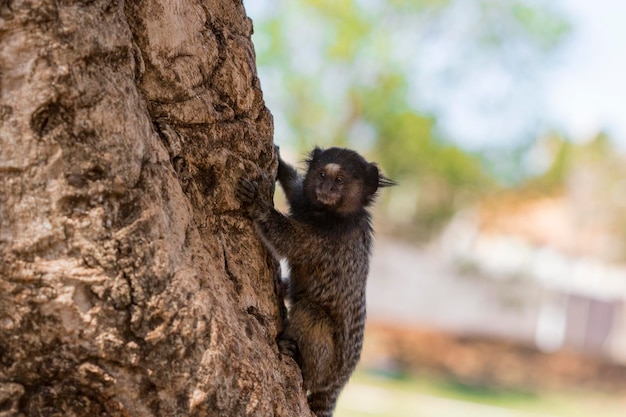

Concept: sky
[[545, 0, 626, 145], [246, 0, 626, 150]]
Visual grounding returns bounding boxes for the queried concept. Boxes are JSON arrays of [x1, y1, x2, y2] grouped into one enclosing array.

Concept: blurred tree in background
[[521, 132, 626, 260], [251, 0, 571, 239]]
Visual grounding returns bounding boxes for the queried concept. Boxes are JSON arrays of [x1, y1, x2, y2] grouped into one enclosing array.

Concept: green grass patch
[[335, 369, 626, 417]]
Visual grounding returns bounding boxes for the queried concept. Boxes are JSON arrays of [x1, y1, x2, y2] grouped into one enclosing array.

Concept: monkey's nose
[[316, 190, 340, 206]]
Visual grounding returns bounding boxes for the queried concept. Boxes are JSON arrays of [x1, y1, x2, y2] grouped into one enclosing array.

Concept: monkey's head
[[303, 147, 395, 215]]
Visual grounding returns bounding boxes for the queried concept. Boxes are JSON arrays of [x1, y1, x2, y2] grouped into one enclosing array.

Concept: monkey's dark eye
[[335, 176, 344, 184], [319, 171, 326, 179]]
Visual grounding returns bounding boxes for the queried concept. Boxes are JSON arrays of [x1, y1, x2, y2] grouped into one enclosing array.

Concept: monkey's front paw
[[237, 178, 258, 206]]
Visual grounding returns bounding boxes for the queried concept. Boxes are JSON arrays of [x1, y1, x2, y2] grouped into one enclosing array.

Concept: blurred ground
[[360, 322, 626, 393], [351, 237, 626, 415], [335, 371, 626, 417], [340, 383, 553, 417]]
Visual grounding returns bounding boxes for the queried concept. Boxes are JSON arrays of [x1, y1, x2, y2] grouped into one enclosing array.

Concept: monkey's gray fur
[[237, 146, 394, 417]]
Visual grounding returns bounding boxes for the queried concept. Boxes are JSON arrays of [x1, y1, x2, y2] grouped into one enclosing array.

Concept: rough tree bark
[[0, 1, 310, 416]]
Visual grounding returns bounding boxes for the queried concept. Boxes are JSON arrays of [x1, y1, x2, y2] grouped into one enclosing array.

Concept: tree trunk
[[0, 1, 310, 416]]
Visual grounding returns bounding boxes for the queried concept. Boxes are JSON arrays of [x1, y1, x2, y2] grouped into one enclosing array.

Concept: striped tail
[[308, 387, 340, 417]]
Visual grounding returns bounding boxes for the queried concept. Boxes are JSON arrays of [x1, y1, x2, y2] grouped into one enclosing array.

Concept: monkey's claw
[[237, 178, 258, 205]]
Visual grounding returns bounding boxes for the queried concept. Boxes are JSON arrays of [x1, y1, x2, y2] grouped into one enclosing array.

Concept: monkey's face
[[304, 147, 393, 215], [305, 161, 366, 215], [309, 162, 347, 207]]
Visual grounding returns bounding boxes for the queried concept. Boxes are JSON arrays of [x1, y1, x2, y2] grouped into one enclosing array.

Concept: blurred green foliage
[[252, 0, 571, 239]]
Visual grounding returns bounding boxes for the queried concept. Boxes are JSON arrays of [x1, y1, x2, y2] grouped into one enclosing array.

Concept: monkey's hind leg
[[285, 305, 336, 390]]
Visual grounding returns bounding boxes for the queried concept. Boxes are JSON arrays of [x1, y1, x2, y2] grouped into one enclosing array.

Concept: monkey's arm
[[276, 151, 301, 203], [237, 178, 305, 258]]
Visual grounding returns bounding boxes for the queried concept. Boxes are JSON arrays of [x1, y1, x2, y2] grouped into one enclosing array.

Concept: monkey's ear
[[310, 146, 323, 160], [306, 146, 324, 165], [365, 163, 381, 196], [366, 163, 396, 195]]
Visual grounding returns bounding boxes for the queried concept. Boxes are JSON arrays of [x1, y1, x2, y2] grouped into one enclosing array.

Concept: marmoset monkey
[[238, 146, 394, 417]]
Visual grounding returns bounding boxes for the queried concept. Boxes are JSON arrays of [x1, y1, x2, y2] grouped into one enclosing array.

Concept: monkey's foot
[[277, 334, 300, 364]]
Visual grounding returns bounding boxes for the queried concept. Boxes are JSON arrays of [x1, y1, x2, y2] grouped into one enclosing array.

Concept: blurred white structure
[[438, 199, 626, 362]]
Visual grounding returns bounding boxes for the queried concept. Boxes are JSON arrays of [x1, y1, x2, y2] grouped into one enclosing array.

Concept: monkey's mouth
[[315, 191, 340, 206]]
